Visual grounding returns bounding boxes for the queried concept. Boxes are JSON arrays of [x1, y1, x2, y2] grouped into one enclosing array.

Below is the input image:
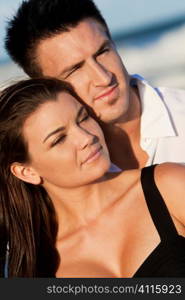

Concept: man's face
[[36, 18, 131, 124]]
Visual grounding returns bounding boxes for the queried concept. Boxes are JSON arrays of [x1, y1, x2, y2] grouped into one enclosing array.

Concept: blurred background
[[0, 0, 185, 88]]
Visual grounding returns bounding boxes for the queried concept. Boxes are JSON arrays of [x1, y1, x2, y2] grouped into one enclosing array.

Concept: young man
[[5, 0, 185, 170]]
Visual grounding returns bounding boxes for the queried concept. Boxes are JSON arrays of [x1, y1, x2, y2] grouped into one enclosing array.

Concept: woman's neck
[[45, 173, 117, 239]]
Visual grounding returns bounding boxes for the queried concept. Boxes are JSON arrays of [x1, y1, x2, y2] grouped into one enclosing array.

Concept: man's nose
[[88, 60, 112, 87]]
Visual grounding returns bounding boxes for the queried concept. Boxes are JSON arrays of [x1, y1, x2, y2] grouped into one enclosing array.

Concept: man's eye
[[65, 65, 81, 79], [51, 135, 66, 147], [98, 47, 110, 55], [65, 69, 76, 79]]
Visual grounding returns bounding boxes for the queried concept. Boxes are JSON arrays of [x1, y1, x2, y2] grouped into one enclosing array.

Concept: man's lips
[[82, 145, 102, 164], [94, 84, 118, 101]]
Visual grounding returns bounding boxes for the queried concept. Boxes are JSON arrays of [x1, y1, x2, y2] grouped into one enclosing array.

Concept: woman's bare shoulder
[[155, 162, 185, 189], [154, 162, 185, 225]]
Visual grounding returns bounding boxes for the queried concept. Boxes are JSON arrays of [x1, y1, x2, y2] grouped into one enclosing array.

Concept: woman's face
[[22, 92, 110, 189]]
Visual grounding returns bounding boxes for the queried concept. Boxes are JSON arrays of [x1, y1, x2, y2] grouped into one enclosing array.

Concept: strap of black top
[[141, 164, 178, 240]]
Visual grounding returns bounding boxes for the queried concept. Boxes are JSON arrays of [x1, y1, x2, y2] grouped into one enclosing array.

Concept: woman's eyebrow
[[43, 126, 66, 143], [43, 106, 85, 143]]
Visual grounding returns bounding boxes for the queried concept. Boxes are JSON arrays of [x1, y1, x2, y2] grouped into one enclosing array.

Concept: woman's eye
[[79, 113, 89, 123], [51, 135, 66, 147]]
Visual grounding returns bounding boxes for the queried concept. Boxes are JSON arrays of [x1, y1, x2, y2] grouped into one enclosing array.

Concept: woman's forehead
[[23, 93, 83, 139]]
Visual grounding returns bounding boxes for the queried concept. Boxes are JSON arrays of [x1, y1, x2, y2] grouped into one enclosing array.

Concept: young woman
[[0, 78, 185, 278]]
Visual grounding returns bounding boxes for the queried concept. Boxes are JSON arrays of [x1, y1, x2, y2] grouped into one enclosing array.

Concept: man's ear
[[10, 162, 42, 185]]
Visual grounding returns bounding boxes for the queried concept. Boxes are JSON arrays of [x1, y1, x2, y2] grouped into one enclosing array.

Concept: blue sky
[[1, 0, 185, 61], [94, 0, 185, 34]]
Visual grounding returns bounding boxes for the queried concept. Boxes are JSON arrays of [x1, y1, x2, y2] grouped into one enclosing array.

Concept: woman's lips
[[82, 146, 102, 164]]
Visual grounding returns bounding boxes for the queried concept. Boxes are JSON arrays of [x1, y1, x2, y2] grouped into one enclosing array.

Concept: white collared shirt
[[110, 74, 185, 171]]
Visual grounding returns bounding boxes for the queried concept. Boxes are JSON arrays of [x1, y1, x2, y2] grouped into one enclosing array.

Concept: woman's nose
[[74, 126, 97, 150]]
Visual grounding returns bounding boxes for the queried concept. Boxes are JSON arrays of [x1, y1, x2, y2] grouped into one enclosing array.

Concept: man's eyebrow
[[59, 40, 111, 77], [43, 106, 85, 143]]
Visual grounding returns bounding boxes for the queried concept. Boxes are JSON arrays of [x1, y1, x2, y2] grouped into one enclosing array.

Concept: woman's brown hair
[[0, 77, 83, 277]]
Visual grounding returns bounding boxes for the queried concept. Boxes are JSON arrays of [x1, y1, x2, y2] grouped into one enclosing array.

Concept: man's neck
[[102, 86, 148, 170]]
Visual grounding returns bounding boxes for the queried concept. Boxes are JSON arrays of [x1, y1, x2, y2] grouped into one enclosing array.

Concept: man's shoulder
[[132, 74, 185, 110], [156, 86, 185, 110]]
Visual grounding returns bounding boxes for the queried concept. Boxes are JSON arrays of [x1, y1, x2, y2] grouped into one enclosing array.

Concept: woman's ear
[[10, 162, 42, 185]]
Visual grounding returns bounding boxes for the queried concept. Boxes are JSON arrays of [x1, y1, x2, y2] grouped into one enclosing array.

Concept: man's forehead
[[36, 19, 109, 76]]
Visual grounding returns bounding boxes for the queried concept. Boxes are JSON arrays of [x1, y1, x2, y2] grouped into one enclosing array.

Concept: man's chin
[[99, 112, 125, 125]]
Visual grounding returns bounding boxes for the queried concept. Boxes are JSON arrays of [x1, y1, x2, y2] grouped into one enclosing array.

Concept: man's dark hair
[[5, 0, 110, 78]]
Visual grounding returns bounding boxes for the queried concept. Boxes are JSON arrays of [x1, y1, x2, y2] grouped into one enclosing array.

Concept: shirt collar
[[130, 74, 176, 138]]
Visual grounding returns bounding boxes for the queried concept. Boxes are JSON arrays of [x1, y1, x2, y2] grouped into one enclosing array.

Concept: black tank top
[[133, 164, 185, 277]]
